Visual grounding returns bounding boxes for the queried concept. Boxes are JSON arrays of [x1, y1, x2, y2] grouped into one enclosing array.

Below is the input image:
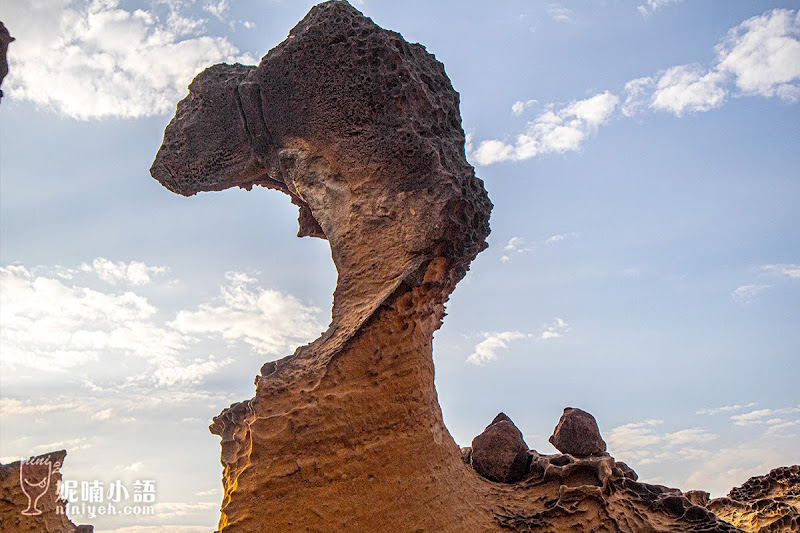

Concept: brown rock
[[0, 450, 90, 532], [707, 465, 800, 532], [549, 407, 607, 456], [470, 414, 529, 483]]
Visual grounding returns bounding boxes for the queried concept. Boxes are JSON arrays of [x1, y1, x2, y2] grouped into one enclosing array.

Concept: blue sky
[[1, 1, 799, 531]]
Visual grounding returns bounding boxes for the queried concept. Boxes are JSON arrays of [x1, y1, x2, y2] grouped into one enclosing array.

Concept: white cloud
[[545, 232, 579, 244], [2, 0, 255, 119], [541, 317, 569, 340], [0, 261, 317, 386], [607, 419, 717, 466], [466, 331, 531, 365], [731, 407, 800, 426], [621, 76, 655, 117], [731, 284, 771, 303], [547, 5, 573, 23], [716, 9, 800, 101], [471, 91, 619, 165], [511, 99, 538, 115], [696, 403, 756, 415], [152, 355, 233, 386], [169, 271, 323, 356], [650, 65, 727, 115], [92, 408, 114, 421], [124, 461, 145, 472], [637, 0, 684, 17], [80, 257, 167, 286], [761, 263, 800, 279], [203, 0, 230, 20], [500, 236, 533, 263], [0, 264, 179, 372]]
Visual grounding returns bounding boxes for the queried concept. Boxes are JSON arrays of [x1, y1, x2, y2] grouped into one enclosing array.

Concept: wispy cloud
[[500, 236, 534, 263], [472, 9, 800, 165], [169, 271, 323, 355], [3, 0, 255, 119], [0, 261, 321, 385], [761, 263, 800, 279], [511, 99, 538, 116], [545, 232, 580, 244], [472, 91, 619, 165], [607, 419, 717, 465], [730, 407, 800, 427], [541, 317, 569, 340], [466, 331, 531, 365], [696, 403, 756, 415], [731, 284, 771, 303], [547, 5, 574, 23], [637, 0, 685, 17], [79, 258, 167, 286]]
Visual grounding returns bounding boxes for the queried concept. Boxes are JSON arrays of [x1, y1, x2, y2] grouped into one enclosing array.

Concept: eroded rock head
[[151, 0, 491, 343]]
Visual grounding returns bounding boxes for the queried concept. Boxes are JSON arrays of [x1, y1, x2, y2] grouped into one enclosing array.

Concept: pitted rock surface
[[707, 465, 800, 532]]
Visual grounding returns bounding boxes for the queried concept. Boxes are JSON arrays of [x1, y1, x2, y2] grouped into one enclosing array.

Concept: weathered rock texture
[[0, 451, 90, 533], [471, 413, 530, 483], [549, 406, 608, 457], [0, 21, 13, 101], [707, 465, 800, 532], [151, 1, 787, 531]]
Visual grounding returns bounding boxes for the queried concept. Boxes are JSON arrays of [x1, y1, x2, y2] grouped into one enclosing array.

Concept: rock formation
[[549, 406, 608, 456], [0, 21, 13, 102], [151, 1, 794, 531], [0, 450, 91, 533], [706, 465, 800, 532], [471, 413, 530, 483]]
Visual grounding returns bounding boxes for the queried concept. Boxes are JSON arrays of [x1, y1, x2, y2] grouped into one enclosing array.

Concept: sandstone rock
[[153, 1, 493, 530], [707, 465, 800, 532], [549, 407, 607, 456], [471, 414, 529, 483], [0, 450, 91, 533], [0, 21, 13, 101], [151, 1, 769, 531]]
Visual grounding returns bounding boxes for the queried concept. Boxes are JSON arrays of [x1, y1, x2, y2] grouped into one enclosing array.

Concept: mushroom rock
[[0, 21, 13, 102], [549, 406, 608, 456], [706, 465, 800, 532], [152, 1, 766, 531], [0, 450, 92, 533], [471, 413, 530, 483]]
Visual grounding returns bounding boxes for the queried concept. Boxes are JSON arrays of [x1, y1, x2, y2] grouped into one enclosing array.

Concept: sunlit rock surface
[[707, 465, 800, 532]]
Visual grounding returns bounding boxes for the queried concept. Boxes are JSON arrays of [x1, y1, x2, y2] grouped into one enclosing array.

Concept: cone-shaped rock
[[471, 413, 530, 483]]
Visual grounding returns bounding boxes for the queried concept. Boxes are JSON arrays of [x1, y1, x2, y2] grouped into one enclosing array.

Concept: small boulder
[[549, 407, 607, 456], [471, 412, 530, 483]]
